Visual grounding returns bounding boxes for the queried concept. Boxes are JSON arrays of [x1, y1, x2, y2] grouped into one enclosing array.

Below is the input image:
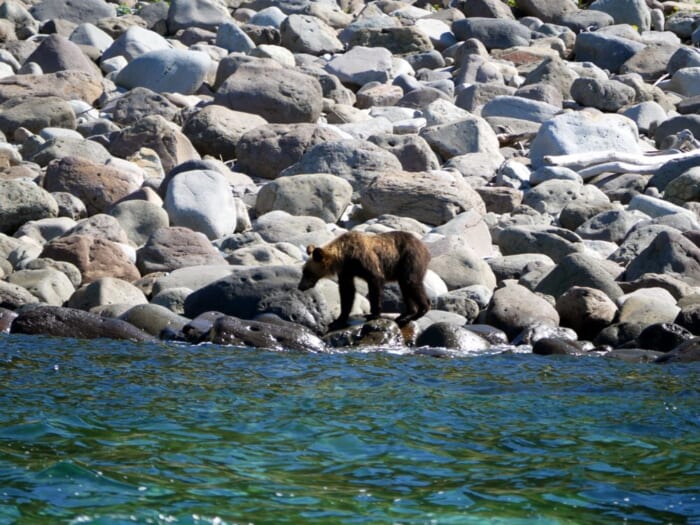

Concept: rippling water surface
[[1, 334, 699, 524]]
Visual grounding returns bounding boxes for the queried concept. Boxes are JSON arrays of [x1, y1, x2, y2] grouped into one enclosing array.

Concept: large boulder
[[209, 314, 326, 352], [0, 179, 58, 235], [0, 71, 103, 105], [136, 226, 227, 274], [625, 230, 700, 287], [360, 170, 487, 226], [0, 96, 76, 137], [214, 62, 323, 123], [484, 283, 560, 340], [115, 49, 211, 95]]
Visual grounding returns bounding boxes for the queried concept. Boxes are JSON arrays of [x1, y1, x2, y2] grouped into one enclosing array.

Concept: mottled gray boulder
[[236, 123, 345, 180], [575, 209, 647, 244], [66, 276, 147, 310], [620, 101, 667, 135], [536, 252, 624, 302], [484, 283, 560, 340], [182, 105, 267, 161], [522, 56, 578, 98], [324, 46, 393, 87], [209, 314, 326, 351], [0, 96, 75, 137], [620, 43, 678, 82], [101, 26, 170, 62], [67, 214, 130, 245], [496, 225, 584, 263], [167, 0, 231, 33], [152, 264, 232, 297], [214, 62, 323, 123], [570, 77, 636, 112], [343, 25, 434, 55], [280, 14, 343, 55], [108, 115, 200, 173], [100, 87, 181, 127], [589, 0, 651, 32], [416, 322, 491, 353], [367, 134, 440, 172], [530, 111, 641, 169], [109, 200, 170, 247], [164, 170, 236, 240], [455, 83, 515, 113], [6, 268, 74, 306], [22, 258, 82, 288], [514, 0, 578, 23], [429, 246, 496, 291], [573, 31, 645, 73], [183, 264, 300, 319], [361, 170, 486, 226], [12, 304, 154, 341], [653, 115, 700, 150], [70, 22, 115, 54], [481, 95, 560, 124], [31, 0, 116, 25], [617, 288, 680, 327], [256, 174, 352, 223], [555, 285, 618, 340], [281, 139, 403, 193], [30, 136, 112, 167], [14, 217, 76, 244], [628, 194, 697, 224], [115, 49, 211, 95], [487, 253, 555, 283], [523, 179, 609, 216], [224, 242, 297, 266], [452, 17, 530, 49], [0, 280, 39, 309], [624, 230, 700, 287], [119, 303, 189, 338], [664, 167, 700, 205], [252, 210, 330, 245], [667, 46, 700, 75], [609, 224, 679, 265], [656, 338, 700, 364], [0, 71, 103, 105], [136, 226, 226, 274], [44, 156, 142, 216], [0, 179, 58, 235], [420, 115, 500, 160]]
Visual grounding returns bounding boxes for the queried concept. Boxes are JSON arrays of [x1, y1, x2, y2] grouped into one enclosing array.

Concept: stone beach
[[1, 0, 700, 363]]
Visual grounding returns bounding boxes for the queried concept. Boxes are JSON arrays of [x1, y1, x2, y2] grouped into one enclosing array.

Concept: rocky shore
[[1, 0, 700, 363]]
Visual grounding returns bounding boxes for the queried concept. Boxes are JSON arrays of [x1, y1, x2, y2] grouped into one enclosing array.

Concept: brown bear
[[298, 230, 431, 330]]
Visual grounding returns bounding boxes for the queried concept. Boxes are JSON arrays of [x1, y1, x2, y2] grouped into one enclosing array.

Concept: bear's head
[[298, 244, 334, 291]]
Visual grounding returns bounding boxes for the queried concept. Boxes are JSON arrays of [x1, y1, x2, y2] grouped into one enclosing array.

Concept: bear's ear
[[312, 247, 325, 262], [306, 244, 315, 256]]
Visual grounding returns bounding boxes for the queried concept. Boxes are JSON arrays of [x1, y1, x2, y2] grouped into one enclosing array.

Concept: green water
[[0, 334, 698, 524]]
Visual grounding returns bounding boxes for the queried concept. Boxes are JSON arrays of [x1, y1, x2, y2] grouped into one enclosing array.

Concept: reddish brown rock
[[44, 157, 142, 215], [41, 234, 140, 284]]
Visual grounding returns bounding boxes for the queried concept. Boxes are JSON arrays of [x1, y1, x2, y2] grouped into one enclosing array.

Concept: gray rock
[[119, 303, 189, 338], [151, 286, 191, 315], [31, 0, 116, 25], [530, 111, 641, 169], [416, 322, 491, 353], [624, 230, 700, 287], [536, 248, 623, 300], [7, 268, 75, 306], [136, 225, 226, 274], [620, 43, 678, 82], [214, 62, 323, 123], [69, 22, 114, 54], [487, 253, 555, 283], [281, 139, 403, 194], [367, 134, 440, 172], [655, 338, 700, 364], [667, 46, 700, 75], [455, 83, 516, 113], [573, 31, 645, 73], [0, 179, 58, 235], [66, 276, 148, 311], [664, 166, 700, 205], [462, 0, 515, 19], [628, 194, 697, 224], [523, 179, 609, 216], [14, 217, 76, 244], [324, 46, 394, 87], [0, 96, 75, 138], [523, 56, 579, 98], [252, 210, 330, 245], [164, 170, 237, 240], [115, 48, 211, 95], [589, 0, 651, 32], [343, 26, 433, 55], [434, 290, 481, 322], [361, 170, 486, 226], [429, 246, 496, 291], [621, 100, 667, 135], [216, 21, 256, 53], [256, 174, 353, 223], [452, 17, 530, 49], [109, 200, 170, 247], [100, 87, 181, 127], [280, 14, 343, 55], [167, 0, 231, 33], [481, 95, 560, 123], [225, 242, 297, 266], [11, 305, 154, 341], [30, 136, 112, 167], [617, 287, 680, 326], [67, 214, 130, 245], [514, 0, 578, 23], [420, 115, 500, 160], [668, 67, 700, 98], [236, 123, 345, 180], [210, 314, 326, 351], [555, 285, 618, 340], [484, 282, 560, 340], [183, 264, 300, 319], [575, 208, 647, 243], [0, 280, 39, 309], [22, 257, 82, 288], [496, 225, 584, 263], [102, 25, 171, 62], [570, 77, 636, 112]]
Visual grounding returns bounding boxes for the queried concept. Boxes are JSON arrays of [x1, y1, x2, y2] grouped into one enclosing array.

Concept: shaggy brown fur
[[298, 231, 431, 330]]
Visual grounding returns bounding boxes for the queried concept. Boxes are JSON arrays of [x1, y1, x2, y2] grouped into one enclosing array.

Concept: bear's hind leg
[[396, 278, 430, 326]]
